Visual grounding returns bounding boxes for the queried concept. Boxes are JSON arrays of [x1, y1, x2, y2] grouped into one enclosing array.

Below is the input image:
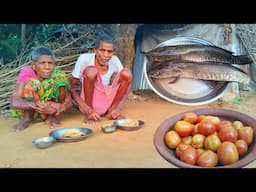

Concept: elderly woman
[[10, 46, 72, 132]]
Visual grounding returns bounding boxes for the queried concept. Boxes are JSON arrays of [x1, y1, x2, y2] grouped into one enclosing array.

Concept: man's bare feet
[[11, 118, 31, 132], [46, 115, 61, 128]]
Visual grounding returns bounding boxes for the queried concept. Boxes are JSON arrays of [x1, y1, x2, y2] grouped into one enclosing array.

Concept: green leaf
[[233, 96, 242, 105]]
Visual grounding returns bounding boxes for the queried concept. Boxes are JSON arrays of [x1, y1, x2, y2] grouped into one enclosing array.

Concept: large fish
[[149, 62, 256, 89], [145, 44, 252, 65]]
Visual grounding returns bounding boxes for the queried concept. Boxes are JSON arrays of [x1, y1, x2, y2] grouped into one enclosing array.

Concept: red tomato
[[198, 120, 216, 136], [182, 112, 198, 124], [174, 120, 194, 137], [216, 120, 233, 132], [197, 150, 218, 167], [235, 139, 248, 156], [218, 126, 238, 143], [176, 143, 192, 158], [197, 115, 206, 123], [180, 147, 198, 165], [217, 142, 239, 165], [237, 126, 254, 145], [192, 123, 199, 135], [204, 115, 221, 125]]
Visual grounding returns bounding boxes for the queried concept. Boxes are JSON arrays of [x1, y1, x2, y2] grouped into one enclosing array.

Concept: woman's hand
[[31, 102, 57, 115]]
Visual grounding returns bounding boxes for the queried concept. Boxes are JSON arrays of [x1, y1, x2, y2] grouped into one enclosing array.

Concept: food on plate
[[62, 129, 85, 138], [120, 119, 139, 127]]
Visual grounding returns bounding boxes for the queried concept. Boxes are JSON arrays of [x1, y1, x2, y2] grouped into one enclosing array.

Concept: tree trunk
[[21, 24, 26, 48], [114, 24, 136, 70]]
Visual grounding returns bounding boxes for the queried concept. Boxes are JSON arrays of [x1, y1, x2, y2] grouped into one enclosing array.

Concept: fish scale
[[146, 44, 252, 65]]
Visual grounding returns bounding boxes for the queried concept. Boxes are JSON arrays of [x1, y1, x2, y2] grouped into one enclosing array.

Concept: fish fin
[[168, 77, 179, 84], [235, 55, 253, 65], [204, 80, 216, 89]]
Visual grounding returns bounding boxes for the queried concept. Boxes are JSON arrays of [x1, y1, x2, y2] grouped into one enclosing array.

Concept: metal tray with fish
[[144, 36, 229, 106], [49, 127, 93, 142]]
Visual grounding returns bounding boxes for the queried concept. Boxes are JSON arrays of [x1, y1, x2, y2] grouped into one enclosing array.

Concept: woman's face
[[94, 41, 114, 66], [32, 55, 56, 81]]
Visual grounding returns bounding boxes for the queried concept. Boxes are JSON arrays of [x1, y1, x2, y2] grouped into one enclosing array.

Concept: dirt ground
[[1, 89, 256, 168]]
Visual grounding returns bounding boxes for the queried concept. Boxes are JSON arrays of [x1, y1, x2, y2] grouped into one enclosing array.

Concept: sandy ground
[[1, 90, 256, 168]]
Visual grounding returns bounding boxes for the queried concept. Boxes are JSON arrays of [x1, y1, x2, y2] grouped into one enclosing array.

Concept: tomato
[[182, 112, 198, 124], [192, 123, 199, 135], [174, 120, 194, 137], [176, 143, 192, 157], [235, 139, 248, 156], [180, 147, 198, 165], [218, 126, 238, 143], [216, 120, 233, 132], [233, 120, 244, 130], [165, 130, 181, 149], [198, 120, 216, 136], [237, 126, 254, 145], [197, 115, 206, 123], [181, 136, 192, 145], [204, 134, 221, 152], [192, 134, 205, 148], [197, 150, 218, 167], [204, 115, 221, 125], [196, 148, 205, 156], [217, 141, 239, 165]]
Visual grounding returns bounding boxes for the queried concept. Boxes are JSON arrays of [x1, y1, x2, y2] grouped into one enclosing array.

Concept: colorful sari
[[10, 67, 70, 120]]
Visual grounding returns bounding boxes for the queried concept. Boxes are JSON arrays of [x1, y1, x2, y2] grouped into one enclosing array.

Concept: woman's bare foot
[[46, 115, 61, 128], [11, 118, 31, 132]]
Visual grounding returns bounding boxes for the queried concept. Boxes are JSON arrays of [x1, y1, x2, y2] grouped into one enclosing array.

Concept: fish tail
[[235, 55, 253, 65], [248, 80, 256, 89]]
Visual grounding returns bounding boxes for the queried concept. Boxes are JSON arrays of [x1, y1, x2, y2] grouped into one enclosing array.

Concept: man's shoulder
[[79, 53, 95, 59], [110, 55, 121, 62]]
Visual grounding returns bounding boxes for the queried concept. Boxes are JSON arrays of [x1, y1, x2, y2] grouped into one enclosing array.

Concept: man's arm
[[68, 74, 93, 115]]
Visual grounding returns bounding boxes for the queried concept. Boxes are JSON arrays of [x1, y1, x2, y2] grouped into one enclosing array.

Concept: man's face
[[32, 55, 56, 81], [94, 41, 114, 66]]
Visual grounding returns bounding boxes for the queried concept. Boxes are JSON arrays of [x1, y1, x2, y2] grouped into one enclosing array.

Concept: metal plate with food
[[144, 36, 229, 106], [114, 119, 144, 131], [153, 108, 256, 168], [49, 127, 93, 142]]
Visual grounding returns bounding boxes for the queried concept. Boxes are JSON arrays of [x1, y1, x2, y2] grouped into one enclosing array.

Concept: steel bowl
[[32, 136, 56, 149], [101, 123, 116, 133]]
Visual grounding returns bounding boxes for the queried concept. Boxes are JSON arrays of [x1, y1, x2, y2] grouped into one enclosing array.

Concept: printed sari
[[10, 67, 70, 120]]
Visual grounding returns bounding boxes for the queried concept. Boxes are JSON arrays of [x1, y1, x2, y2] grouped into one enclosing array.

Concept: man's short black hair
[[94, 32, 115, 48]]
